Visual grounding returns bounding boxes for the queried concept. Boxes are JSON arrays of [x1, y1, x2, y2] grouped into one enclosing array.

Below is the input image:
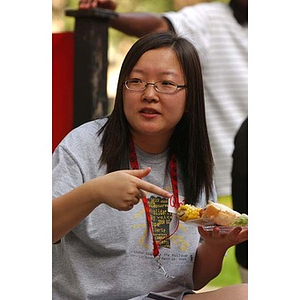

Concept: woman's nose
[[142, 84, 159, 102]]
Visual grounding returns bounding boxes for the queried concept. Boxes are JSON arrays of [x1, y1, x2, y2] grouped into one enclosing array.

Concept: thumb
[[126, 167, 151, 179]]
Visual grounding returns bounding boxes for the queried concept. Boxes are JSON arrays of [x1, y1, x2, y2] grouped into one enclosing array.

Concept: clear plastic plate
[[201, 225, 248, 233], [184, 218, 248, 233]]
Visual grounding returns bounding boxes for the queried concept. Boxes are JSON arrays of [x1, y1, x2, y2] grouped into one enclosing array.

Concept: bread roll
[[202, 201, 241, 226]]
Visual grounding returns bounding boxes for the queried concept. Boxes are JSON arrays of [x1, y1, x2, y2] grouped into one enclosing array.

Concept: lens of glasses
[[125, 80, 144, 91], [125, 80, 181, 94], [155, 81, 177, 93]]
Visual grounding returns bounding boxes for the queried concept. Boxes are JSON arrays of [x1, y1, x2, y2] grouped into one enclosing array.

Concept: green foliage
[[64, 0, 78, 32], [117, 0, 174, 13], [208, 246, 242, 288], [212, 0, 230, 3]]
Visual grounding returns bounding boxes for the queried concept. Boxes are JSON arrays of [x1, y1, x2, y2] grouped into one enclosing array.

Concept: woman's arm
[[192, 226, 248, 290], [52, 167, 172, 243]]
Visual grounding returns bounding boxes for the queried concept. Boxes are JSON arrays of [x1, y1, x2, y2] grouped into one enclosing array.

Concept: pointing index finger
[[137, 179, 172, 199]]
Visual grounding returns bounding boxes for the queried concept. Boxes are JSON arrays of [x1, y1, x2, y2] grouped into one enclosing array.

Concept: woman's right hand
[[79, 0, 117, 11], [87, 167, 172, 211], [53, 167, 171, 243]]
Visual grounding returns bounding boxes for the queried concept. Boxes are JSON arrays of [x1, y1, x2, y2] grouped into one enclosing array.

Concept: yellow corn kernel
[[177, 204, 201, 221]]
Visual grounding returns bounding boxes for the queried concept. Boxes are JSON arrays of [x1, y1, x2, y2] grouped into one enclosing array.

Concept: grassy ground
[[205, 196, 242, 289]]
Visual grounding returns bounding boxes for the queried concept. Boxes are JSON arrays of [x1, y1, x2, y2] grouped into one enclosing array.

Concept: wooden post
[[65, 8, 117, 128]]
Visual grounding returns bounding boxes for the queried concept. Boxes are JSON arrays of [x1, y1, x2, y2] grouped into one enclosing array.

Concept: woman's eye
[[161, 81, 175, 86], [130, 79, 142, 84]]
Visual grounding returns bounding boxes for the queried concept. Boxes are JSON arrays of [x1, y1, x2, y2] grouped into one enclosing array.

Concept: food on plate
[[176, 204, 202, 222], [177, 201, 248, 226]]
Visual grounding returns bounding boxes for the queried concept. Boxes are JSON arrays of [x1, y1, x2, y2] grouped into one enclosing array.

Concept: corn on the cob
[[177, 204, 201, 221]]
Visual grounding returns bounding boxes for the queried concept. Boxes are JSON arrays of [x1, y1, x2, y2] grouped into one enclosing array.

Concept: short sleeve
[[52, 145, 84, 199]]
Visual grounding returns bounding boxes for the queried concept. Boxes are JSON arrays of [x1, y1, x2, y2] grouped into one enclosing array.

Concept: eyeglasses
[[124, 79, 187, 94]]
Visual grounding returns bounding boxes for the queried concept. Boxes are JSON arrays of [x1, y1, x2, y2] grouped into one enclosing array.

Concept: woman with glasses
[[52, 31, 247, 300]]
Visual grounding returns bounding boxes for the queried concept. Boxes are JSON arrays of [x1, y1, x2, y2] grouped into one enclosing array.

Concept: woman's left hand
[[198, 225, 248, 250], [192, 226, 248, 289]]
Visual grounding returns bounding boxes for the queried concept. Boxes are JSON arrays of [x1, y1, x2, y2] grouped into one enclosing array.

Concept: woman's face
[[123, 47, 187, 140]]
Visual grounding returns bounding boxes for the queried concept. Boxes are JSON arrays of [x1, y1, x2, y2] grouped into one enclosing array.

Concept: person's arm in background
[[78, 0, 170, 37]]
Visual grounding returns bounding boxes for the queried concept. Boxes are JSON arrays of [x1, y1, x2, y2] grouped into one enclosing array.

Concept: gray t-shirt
[[52, 119, 215, 299]]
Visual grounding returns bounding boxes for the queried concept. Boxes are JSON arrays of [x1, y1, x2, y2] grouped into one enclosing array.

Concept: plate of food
[[177, 201, 248, 233]]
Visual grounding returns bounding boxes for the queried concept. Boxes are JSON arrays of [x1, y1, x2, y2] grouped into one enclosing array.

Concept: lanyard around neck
[[129, 137, 180, 258]]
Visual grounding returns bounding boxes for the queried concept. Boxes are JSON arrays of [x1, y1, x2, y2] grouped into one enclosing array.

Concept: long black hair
[[99, 31, 214, 204]]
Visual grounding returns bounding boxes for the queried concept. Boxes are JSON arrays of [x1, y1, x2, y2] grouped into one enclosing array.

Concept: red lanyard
[[129, 137, 180, 258]]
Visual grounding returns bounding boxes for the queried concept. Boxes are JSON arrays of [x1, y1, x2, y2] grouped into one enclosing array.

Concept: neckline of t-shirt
[[135, 145, 168, 165]]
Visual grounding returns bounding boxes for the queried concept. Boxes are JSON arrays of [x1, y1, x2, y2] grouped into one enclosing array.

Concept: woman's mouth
[[139, 108, 160, 116]]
